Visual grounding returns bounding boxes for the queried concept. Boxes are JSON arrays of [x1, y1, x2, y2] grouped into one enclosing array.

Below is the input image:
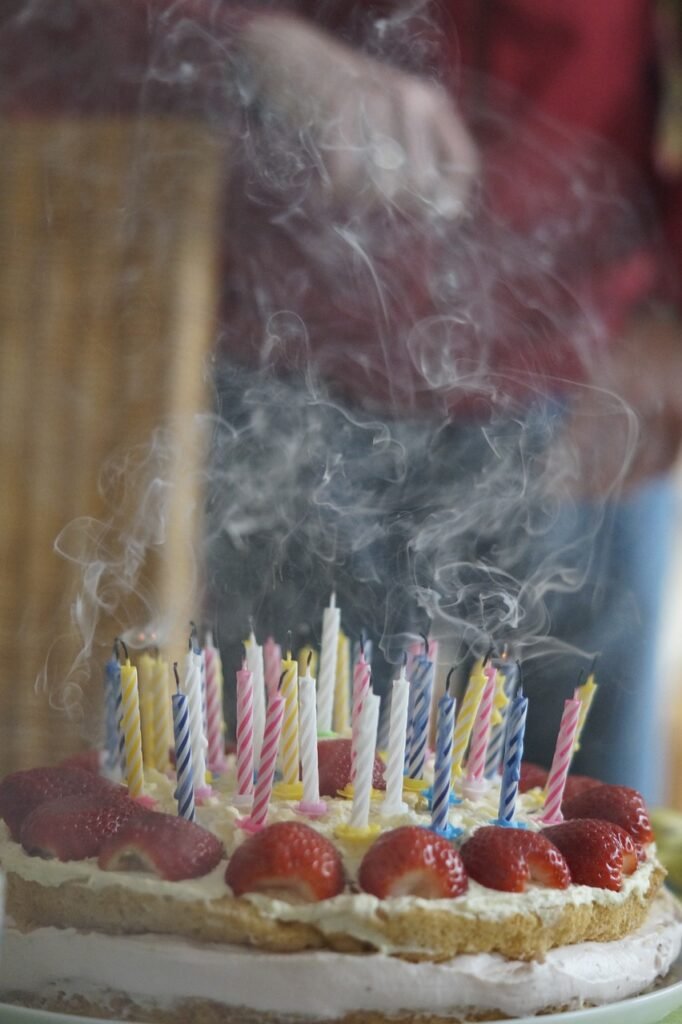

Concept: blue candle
[[496, 689, 528, 826], [172, 663, 196, 822], [431, 670, 460, 837], [485, 658, 519, 779], [104, 644, 122, 775], [407, 652, 434, 781]]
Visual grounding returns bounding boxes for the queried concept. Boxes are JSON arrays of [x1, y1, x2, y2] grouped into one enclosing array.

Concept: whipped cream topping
[[2, 891, 681, 1019]]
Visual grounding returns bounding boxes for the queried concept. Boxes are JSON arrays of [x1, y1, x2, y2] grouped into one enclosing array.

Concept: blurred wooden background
[[0, 118, 224, 775]]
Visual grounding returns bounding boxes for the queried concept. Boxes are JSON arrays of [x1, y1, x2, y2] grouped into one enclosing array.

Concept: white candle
[[317, 592, 340, 734], [349, 692, 381, 830], [245, 631, 266, 766], [297, 666, 326, 816], [182, 645, 208, 797], [381, 664, 410, 816]]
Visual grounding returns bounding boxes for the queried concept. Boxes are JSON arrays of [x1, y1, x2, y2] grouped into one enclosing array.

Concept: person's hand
[[239, 14, 478, 215], [550, 314, 682, 498]]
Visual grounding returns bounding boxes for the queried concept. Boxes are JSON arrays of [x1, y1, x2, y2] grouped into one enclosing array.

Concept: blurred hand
[[240, 14, 478, 215], [552, 314, 682, 498]]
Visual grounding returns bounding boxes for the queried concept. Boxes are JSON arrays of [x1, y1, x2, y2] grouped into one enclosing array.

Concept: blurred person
[[2, 1, 682, 800]]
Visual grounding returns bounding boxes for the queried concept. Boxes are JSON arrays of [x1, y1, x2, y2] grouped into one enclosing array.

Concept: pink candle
[[351, 650, 372, 783], [540, 698, 582, 825], [204, 634, 227, 774], [463, 664, 497, 797], [234, 659, 255, 805], [238, 684, 285, 832], [263, 636, 282, 698]]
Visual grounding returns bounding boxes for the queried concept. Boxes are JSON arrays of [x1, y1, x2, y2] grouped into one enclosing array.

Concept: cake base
[[2, 889, 681, 1023]]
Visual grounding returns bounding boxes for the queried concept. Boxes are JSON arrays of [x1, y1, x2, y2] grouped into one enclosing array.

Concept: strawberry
[[358, 826, 468, 899], [563, 774, 602, 801], [317, 738, 385, 797], [543, 819, 638, 891], [562, 784, 653, 844], [225, 821, 344, 902], [460, 826, 570, 893], [98, 812, 224, 881], [59, 750, 102, 774], [20, 793, 144, 861], [518, 762, 548, 793], [0, 765, 126, 841]]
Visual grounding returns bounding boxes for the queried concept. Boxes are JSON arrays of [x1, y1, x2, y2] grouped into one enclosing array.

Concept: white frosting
[[2, 891, 681, 1019]]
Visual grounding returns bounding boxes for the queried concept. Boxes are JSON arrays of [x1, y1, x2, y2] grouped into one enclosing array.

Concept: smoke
[[4, 1, 659, 726]]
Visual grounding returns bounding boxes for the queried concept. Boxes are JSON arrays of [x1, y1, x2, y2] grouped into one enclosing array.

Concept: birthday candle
[[317, 592, 340, 733], [464, 663, 497, 789], [485, 659, 517, 779], [137, 651, 156, 770], [407, 651, 434, 781], [279, 649, 300, 786], [263, 636, 282, 699], [171, 666, 195, 821], [333, 630, 351, 734], [245, 630, 266, 766], [298, 645, 318, 679], [242, 682, 285, 830], [403, 641, 421, 770], [349, 692, 381, 829], [152, 657, 172, 773], [451, 660, 488, 778], [497, 690, 528, 825], [431, 673, 457, 833], [103, 646, 122, 775], [380, 661, 410, 817], [235, 657, 255, 801], [541, 698, 582, 825], [297, 661, 326, 815], [183, 642, 208, 795], [205, 633, 227, 774], [351, 647, 372, 782], [120, 658, 144, 798], [573, 670, 598, 753]]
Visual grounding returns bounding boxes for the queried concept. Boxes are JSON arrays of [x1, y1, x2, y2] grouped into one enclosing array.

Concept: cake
[[0, 745, 680, 1023]]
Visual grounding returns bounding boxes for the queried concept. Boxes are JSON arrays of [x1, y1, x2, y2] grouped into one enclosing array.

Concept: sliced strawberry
[[225, 821, 344, 902], [563, 774, 602, 801], [518, 762, 548, 793], [99, 812, 224, 881], [562, 784, 653, 844], [0, 766, 126, 841], [460, 826, 570, 893], [20, 793, 144, 861], [358, 826, 468, 899], [317, 738, 385, 798], [543, 819, 638, 891]]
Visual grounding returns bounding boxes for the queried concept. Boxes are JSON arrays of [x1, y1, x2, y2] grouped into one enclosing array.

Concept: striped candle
[[351, 648, 372, 782], [349, 692, 381, 829], [137, 652, 156, 770], [240, 683, 285, 831], [120, 659, 144, 798], [463, 664, 497, 796], [172, 665, 195, 821], [380, 662, 410, 817], [451, 660, 488, 778], [263, 636, 282, 699], [103, 649, 122, 775], [541, 698, 581, 825], [245, 631, 266, 767], [182, 644, 208, 796], [297, 662, 326, 816], [496, 690, 528, 825], [235, 658, 255, 802], [317, 592, 340, 733], [152, 657, 172, 773], [278, 651, 300, 787], [333, 630, 351, 735], [407, 653, 434, 781], [431, 674, 457, 834], [485, 659, 517, 779], [205, 633, 227, 774], [403, 642, 421, 772]]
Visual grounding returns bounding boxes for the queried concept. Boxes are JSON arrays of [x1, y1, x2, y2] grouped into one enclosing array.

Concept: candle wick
[[307, 650, 313, 669], [576, 667, 586, 688], [118, 637, 129, 662], [173, 662, 180, 693], [277, 670, 287, 692], [589, 652, 600, 675], [420, 631, 429, 655], [445, 667, 455, 694], [402, 650, 408, 668]]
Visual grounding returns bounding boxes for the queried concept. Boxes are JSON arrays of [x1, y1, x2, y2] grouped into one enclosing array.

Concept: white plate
[[0, 967, 681, 1024]]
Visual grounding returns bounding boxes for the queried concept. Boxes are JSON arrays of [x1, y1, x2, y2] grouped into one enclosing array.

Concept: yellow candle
[[573, 675, 598, 752], [491, 667, 509, 727], [152, 657, 172, 772], [298, 645, 318, 679], [137, 652, 156, 770], [451, 660, 488, 778], [120, 661, 144, 797], [333, 631, 351, 734]]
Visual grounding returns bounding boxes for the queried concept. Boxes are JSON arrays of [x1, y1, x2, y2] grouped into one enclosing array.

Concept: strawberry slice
[[225, 821, 344, 902], [20, 793, 144, 861], [317, 738, 385, 797], [358, 826, 468, 899], [460, 826, 570, 893], [0, 766, 126, 841], [562, 784, 653, 844], [518, 762, 548, 793], [543, 819, 638, 891], [98, 812, 224, 881]]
